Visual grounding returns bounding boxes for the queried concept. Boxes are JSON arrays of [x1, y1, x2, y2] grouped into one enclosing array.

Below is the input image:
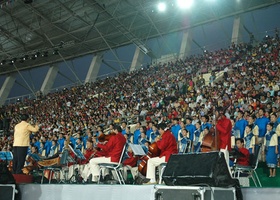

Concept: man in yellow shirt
[[13, 114, 39, 174]]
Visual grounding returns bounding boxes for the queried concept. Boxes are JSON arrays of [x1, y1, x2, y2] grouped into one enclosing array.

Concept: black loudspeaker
[[162, 152, 234, 187]]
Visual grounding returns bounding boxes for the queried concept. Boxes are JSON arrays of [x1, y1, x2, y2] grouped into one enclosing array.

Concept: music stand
[[68, 145, 86, 160], [129, 144, 146, 156], [66, 153, 75, 163], [67, 145, 85, 183], [0, 151, 13, 161]]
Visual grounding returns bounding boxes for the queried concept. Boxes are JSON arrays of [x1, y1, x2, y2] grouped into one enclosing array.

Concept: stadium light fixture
[[42, 51, 48, 57], [11, 58, 17, 63], [53, 49, 59, 55], [157, 2, 167, 12], [176, 0, 194, 9]]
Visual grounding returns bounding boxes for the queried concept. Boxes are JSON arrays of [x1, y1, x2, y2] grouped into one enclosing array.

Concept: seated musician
[[81, 125, 126, 183], [122, 146, 139, 183], [27, 145, 41, 162], [234, 138, 250, 166], [145, 123, 178, 184], [67, 138, 96, 181], [82, 139, 96, 163], [23, 145, 41, 174]]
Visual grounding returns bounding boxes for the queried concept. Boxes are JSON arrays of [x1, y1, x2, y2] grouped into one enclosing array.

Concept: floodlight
[[23, 55, 29, 60], [53, 49, 59, 55], [11, 58, 17, 63], [176, 0, 194, 9], [42, 51, 48, 57], [34, 52, 40, 58], [157, 2, 166, 12]]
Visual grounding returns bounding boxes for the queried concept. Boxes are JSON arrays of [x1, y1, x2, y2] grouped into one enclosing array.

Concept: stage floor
[[16, 184, 280, 200]]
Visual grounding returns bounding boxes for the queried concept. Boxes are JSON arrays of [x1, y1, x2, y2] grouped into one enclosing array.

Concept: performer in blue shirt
[[171, 118, 181, 141], [48, 140, 58, 158], [178, 129, 192, 153], [234, 110, 248, 138], [57, 133, 65, 152], [200, 115, 212, 131], [138, 130, 148, 153], [146, 121, 154, 140], [45, 136, 52, 156], [133, 122, 141, 144], [255, 108, 270, 143], [244, 125, 256, 154], [121, 122, 127, 135], [34, 137, 41, 150], [149, 124, 159, 143], [263, 123, 278, 177], [193, 121, 202, 152], [185, 117, 196, 141]]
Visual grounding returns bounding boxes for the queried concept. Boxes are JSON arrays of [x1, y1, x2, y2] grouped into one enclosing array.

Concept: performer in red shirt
[[68, 139, 95, 181], [145, 123, 178, 184], [235, 138, 250, 166], [81, 139, 95, 164], [81, 125, 126, 182], [122, 146, 139, 182], [215, 106, 232, 168]]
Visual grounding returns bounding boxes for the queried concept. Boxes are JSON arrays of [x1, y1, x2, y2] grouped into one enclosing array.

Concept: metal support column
[[130, 47, 145, 72], [40, 65, 59, 95], [0, 74, 16, 106], [85, 54, 103, 83], [179, 30, 193, 59], [231, 16, 242, 45]]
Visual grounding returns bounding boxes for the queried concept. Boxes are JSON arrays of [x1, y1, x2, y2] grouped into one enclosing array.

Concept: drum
[[37, 156, 60, 167]]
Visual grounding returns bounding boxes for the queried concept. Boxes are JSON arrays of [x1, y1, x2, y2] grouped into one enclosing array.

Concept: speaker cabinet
[[155, 185, 236, 200], [162, 152, 234, 187], [0, 184, 15, 200]]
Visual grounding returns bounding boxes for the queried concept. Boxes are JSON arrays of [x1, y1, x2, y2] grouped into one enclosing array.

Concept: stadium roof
[[0, 0, 279, 75]]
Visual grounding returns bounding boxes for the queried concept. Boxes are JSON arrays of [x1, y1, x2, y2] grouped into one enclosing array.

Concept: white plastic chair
[[233, 144, 262, 187], [97, 145, 126, 184]]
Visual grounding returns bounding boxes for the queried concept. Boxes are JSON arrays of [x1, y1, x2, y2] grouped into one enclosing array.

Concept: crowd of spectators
[[0, 31, 280, 174]]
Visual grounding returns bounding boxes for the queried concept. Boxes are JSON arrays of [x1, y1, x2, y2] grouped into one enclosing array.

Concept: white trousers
[[81, 157, 111, 181], [146, 156, 165, 181], [68, 164, 85, 180], [122, 166, 138, 180]]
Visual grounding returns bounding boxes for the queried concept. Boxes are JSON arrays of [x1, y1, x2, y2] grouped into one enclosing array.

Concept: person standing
[[255, 108, 270, 145], [215, 107, 232, 167], [243, 125, 256, 154], [13, 114, 39, 174], [234, 110, 248, 139], [263, 123, 278, 177]]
